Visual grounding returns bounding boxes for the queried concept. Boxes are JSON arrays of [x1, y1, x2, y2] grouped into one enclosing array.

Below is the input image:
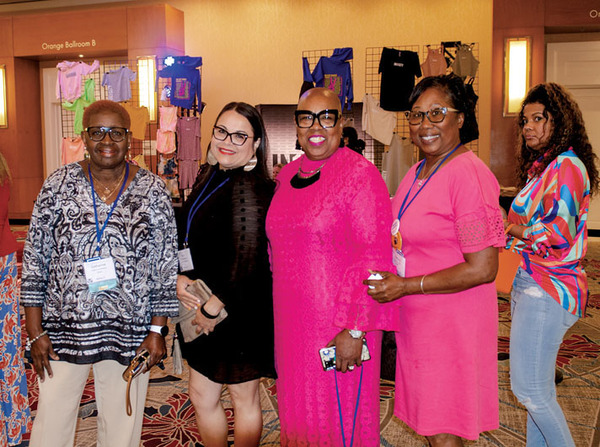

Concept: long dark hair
[[217, 102, 269, 179], [515, 83, 599, 196], [408, 74, 479, 145]]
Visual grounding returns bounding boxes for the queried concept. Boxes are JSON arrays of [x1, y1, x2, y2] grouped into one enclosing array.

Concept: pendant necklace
[[90, 165, 127, 202], [416, 157, 444, 187]]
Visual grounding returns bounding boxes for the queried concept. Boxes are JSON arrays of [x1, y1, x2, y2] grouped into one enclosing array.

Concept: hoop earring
[[207, 148, 218, 166], [244, 155, 257, 172]]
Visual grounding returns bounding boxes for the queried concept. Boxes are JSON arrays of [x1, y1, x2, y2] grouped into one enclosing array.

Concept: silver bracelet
[[26, 330, 48, 349], [420, 275, 427, 294]]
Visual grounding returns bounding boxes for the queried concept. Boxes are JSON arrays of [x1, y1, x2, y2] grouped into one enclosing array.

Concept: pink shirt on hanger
[[56, 60, 100, 102]]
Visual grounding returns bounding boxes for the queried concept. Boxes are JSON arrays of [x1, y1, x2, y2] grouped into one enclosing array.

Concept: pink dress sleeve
[[450, 155, 504, 253]]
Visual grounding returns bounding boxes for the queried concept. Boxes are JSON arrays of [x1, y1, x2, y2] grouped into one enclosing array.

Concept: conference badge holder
[[83, 256, 118, 292]]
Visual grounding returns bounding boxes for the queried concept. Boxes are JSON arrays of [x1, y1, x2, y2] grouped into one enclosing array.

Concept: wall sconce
[[137, 57, 157, 122], [0, 65, 7, 128], [504, 37, 531, 116]]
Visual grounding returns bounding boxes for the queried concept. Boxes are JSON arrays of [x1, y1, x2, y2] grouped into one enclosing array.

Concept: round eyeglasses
[[404, 107, 460, 125], [294, 109, 339, 129], [212, 126, 252, 146], [85, 126, 129, 142]]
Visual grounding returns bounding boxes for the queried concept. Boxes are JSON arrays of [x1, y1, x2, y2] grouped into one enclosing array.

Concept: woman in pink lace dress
[[266, 88, 394, 446], [366, 75, 504, 446]]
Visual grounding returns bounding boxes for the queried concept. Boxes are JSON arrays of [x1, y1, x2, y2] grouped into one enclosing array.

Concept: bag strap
[[126, 375, 134, 416]]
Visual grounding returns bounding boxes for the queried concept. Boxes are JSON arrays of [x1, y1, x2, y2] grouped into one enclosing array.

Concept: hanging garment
[[378, 48, 421, 111], [362, 94, 397, 145], [381, 135, 414, 196], [451, 45, 479, 78], [61, 136, 85, 165], [62, 78, 95, 134], [56, 60, 100, 102], [158, 153, 178, 176], [421, 47, 447, 77], [157, 129, 176, 154], [160, 106, 178, 132], [178, 159, 199, 190], [121, 103, 149, 140], [176, 116, 201, 160], [311, 47, 354, 111], [102, 66, 136, 102], [156, 56, 202, 110], [464, 78, 479, 108]]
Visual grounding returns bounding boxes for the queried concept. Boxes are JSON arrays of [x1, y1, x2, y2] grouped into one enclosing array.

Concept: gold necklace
[[297, 157, 327, 179], [91, 166, 126, 202]]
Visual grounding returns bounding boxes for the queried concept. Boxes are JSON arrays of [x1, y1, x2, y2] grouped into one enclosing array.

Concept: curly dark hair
[[515, 82, 599, 196], [408, 73, 479, 145]]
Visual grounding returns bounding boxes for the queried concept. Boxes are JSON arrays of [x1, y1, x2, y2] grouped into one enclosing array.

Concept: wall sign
[[41, 40, 97, 51]]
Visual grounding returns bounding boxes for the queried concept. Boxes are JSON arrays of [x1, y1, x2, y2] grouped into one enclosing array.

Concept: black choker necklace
[[290, 157, 327, 189], [291, 171, 321, 189]]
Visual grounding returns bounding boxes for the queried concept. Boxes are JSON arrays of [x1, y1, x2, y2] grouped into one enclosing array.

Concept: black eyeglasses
[[295, 109, 339, 128], [85, 126, 129, 142], [404, 107, 460, 125], [212, 126, 253, 146]]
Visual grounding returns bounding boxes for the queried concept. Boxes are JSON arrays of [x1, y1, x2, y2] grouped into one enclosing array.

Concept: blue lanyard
[[397, 143, 461, 222], [334, 366, 363, 447], [89, 163, 129, 253], [184, 171, 230, 246]]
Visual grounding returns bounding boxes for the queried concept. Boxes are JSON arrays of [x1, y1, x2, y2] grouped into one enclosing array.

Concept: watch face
[[160, 326, 169, 337], [349, 330, 363, 339]]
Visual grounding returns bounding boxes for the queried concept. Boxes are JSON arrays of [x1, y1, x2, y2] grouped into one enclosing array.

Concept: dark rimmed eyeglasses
[[212, 126, 253, 146], [85, 126, 129, 142], [404, 107, 460, 125], [295, 109, 339, 129]]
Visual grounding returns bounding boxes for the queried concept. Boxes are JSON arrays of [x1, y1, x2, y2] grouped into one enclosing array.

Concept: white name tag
[[393, 248, 406, 278], [178, 248, 194, 272], [83, 257, 118, 292]]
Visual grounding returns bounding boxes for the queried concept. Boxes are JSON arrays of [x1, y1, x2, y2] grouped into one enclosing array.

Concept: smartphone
[[319, 339, 371, 371]]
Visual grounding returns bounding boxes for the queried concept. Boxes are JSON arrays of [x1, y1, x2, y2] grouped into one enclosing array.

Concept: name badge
[[393, 248, 406, 278], [83, 257, 118, 292], [178, 248, 194, 272]]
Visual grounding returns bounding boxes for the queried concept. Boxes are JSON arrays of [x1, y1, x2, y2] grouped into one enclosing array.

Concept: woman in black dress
[[176, 102, 275, 447]]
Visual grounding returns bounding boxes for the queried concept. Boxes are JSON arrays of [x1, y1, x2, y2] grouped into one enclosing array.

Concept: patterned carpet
[[10, 226, 600, 446]]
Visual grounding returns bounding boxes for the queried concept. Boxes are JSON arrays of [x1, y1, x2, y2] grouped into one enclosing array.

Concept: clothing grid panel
[[365, 43, 480, 164]]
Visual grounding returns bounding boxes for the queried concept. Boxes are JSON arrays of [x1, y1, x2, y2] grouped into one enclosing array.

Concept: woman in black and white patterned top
[[21, 100, 178, 447]]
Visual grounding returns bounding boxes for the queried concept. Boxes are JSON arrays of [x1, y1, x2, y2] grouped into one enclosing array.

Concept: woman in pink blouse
[[505, 83, 599, 446], [366, 74, 504, 446]]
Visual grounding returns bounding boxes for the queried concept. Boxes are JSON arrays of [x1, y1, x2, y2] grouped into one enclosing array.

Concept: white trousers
[[29, 359, 150, 447]]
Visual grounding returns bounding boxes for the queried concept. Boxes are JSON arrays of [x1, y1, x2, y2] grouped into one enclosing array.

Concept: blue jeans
[[510, 268, 579, 447]]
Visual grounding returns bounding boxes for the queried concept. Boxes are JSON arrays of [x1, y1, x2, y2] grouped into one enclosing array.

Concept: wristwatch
[[149, 325, 169, 337], [349, 329, 364, 339]]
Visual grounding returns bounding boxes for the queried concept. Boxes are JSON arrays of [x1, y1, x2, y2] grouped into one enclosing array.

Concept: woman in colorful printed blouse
[[505, 83, 599, 446], [0, 152, 31, 446], [22, 100, 178, 447]]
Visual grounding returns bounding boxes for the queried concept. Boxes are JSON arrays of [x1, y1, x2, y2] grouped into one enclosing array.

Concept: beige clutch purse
[[173, 279, 228, 343]]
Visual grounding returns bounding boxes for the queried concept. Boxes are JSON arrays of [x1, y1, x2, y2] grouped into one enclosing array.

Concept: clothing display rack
[[301, 49, 371, 162], [59, 59, 157, 173], [364, 42, 480, 165], [58, 57, 203, 203]]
